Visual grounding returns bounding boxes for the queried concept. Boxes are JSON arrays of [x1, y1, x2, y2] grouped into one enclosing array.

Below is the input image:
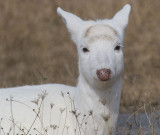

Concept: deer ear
[[57, 7, 83, 43], [113, 4, 131, 30]]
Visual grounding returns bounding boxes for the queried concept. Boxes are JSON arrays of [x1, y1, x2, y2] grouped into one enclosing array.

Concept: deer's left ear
[[112, 4, 131, 30], [57, 7, 84, 44]]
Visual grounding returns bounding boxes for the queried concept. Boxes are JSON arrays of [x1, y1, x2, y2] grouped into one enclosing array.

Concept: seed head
[[89, 110, 93, 115], [101, 114, 110, 122], [60, 108, 65, 113], [50, 103, 54, 109], [61, 91, 64, 97]]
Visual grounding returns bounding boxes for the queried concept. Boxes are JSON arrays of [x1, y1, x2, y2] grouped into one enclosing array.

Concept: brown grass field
[[0, 0, 159, 113]]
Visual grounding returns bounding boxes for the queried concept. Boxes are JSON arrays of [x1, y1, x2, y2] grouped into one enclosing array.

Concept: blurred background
[[0, 0, 159, 113]]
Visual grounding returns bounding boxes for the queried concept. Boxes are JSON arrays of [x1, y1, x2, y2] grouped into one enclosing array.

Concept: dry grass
[[0, 0, 159, 113], [1, 91, 159, 135]]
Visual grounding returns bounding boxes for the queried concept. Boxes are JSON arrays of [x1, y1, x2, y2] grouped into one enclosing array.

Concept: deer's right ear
[[57, 7, 83, 44]]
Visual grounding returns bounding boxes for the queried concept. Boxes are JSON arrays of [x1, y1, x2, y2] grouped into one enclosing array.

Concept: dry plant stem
[[9, 99, 33, 110], [49, 107, 53, 135], [9, 119, 27, 135], [6, 98, 37, 134], [134, 113, 140, 127], [91, 115, 97, 135], [68, 92, 84, 134], [57, 111, 62, 135], [106, 93, 117, 135], [66, 127, 68, 135], [69, 93, 83, 135], [157, 115, 160, 130], [8, 126, 12, 135], [40, 101, 46, 135], [34, 128, 41, 135], [61, 107, 67, 135], [68, 94, 78, 133], [40, 102, 44, 134], [96, 119, 103, 133], [75, 116, 81, 135], [82, 115, 91, 125], [149, 100, 156, 135], [75, 116, 82, 135], [72, 103, 81, 134], [0, 118, 2, 135], [50, 108, 53, 127], [81, 115, 86, 125], [61, 96, 68, 135], [144, 104, 152, 126], [67, 93, 73, 110], [137, 127, 142, 135], [1, 128, 5, 135], [74, 128, 76, 135], [9, 96, 15, 135], [68, 93, 75, 127], [26, 99, 43, 135], [84, 123, 87, 135], [49, 111, 52, 135], [38, 92, 48, 135], [126, 102, 151, 123], [152, 124, 156, 135], [91, 116, 95, 127]]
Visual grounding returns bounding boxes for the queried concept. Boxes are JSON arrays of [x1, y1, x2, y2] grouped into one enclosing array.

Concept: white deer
[[0, 4, 131, 135]]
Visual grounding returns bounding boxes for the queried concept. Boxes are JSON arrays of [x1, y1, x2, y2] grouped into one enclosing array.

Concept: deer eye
[[114, 45, 121, 51], [82, 47, 89, 53]]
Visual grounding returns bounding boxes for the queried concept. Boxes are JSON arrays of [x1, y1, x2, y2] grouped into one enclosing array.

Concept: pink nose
[[96, 68, 111, 81]]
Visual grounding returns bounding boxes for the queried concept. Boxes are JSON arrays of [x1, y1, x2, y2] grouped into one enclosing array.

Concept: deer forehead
[[84, 24, 118, 44]]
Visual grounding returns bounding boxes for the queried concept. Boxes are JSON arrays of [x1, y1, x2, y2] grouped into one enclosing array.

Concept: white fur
[[0, 4, 131, 135]]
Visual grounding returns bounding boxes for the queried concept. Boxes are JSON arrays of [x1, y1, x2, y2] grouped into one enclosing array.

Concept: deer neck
[[76, 73, 122, 115]]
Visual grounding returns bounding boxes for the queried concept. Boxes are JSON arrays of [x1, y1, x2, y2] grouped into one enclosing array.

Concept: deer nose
[[96, 68, 112, 81]]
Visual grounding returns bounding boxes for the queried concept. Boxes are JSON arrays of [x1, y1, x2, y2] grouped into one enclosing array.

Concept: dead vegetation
[[1, 91, 160, 135], [0, 0, 159, 113]]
